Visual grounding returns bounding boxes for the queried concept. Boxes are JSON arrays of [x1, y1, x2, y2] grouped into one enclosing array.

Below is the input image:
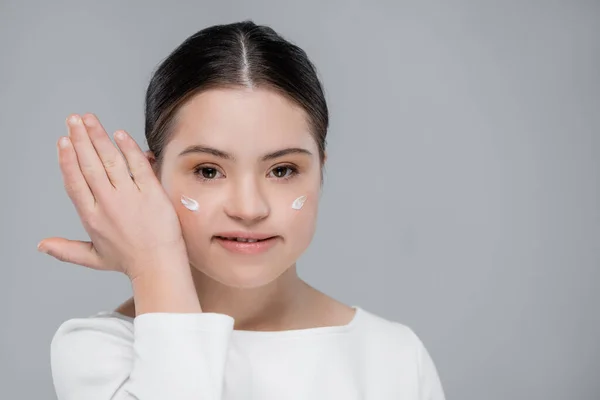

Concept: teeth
[[224, 237, 260, 243]]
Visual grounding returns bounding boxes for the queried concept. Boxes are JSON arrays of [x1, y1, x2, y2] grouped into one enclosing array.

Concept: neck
[[190, 264, 317, 331]]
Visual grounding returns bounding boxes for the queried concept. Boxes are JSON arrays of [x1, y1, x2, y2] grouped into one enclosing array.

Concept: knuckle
[[63, 181, 80, 197], [80, 162, 96, 175], [130, 158, 143, 169], [52, 250, 69, 263], [102, 157, 119, 170], [133, 158, 150, 174]]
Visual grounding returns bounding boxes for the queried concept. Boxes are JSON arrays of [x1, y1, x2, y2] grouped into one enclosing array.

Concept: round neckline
[[105, 305, 363, 337], [232, 305, 362, 338]]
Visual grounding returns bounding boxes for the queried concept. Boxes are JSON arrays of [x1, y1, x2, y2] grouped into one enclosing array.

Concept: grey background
[[1, 1, 598, 399]]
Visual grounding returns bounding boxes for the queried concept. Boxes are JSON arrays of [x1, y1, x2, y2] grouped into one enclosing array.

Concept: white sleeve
[[50, 312, 234, 400], [410, 330, 446, 400]]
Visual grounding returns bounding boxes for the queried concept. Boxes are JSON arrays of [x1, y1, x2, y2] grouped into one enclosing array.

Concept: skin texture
[[42, 87, 355, 331]]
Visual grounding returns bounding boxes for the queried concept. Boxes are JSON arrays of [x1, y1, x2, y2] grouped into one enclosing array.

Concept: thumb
[[37, 237, 102, 270]]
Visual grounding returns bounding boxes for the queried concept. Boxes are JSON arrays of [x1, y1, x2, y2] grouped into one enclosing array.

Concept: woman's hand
[[38, 113, 188, 282]]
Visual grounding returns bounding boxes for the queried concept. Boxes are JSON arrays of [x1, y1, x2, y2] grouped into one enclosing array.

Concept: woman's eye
[[194, 166, 221, 180], [269, 166, 296, 179], [194, 165, 296, 181]]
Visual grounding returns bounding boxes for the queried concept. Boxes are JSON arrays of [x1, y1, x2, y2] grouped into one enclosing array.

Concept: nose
[[223, 178, 270, 224]]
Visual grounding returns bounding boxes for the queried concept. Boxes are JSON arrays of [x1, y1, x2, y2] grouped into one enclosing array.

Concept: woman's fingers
[[66, 114, 113, 197], [45, 113, 185, 275], [81, 114, 133, 189], [113, 130, 157, 189], [37, 237, 102, 270], [57, 136, 95, 213]]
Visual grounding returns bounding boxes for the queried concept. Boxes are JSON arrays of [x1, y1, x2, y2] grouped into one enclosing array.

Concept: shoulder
[[51, 311, 135, 356], [358, 307, 424, 350], [357, 308, 446, 399], [51, 310, 135, 343], [50, 311, 135, 377], [354, 309, 434, 371], [50, 309, 140, 399], [51, 304, 136, 353], [52, 298, 136, 356]]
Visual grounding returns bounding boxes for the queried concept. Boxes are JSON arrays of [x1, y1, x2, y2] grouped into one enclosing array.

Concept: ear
[[144, 150, 159, 176], [144, 150, 155, 162], [322, 150, 328, 165]]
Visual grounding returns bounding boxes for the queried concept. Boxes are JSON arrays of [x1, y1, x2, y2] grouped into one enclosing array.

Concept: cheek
[[169, 186, 226, 243], [280, 190, 319, 245]]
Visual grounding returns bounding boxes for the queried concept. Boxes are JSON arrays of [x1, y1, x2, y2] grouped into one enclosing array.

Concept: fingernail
[[82, 114, 95, 126], [59, 137, 70, 148], [37, 241, 48, 253], [67, 115, 81, 126]]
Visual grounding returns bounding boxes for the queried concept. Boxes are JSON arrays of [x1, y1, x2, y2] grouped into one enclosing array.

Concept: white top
[[50, 306, 446, 400]]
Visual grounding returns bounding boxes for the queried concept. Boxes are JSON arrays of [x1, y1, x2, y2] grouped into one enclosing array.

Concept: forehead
[[166, 87, 316, 156]]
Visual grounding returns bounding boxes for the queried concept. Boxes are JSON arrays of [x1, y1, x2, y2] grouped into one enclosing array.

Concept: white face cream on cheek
[[180, 194, 199, 211], [291, 195, 307, 210]]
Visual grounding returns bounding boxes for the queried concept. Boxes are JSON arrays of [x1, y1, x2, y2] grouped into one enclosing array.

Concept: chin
[[190, 259, 292, 289]]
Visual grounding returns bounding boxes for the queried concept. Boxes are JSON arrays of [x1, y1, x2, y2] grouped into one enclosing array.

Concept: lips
[[213, 231, 277, 241], [215, 236, 272, 243], [213, 233, 279, 255]]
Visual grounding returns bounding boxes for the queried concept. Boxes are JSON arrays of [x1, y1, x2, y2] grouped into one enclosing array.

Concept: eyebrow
[[178, 145, 313, 161]]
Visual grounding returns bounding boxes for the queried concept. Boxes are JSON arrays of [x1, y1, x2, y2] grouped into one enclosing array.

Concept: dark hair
[[144, 20, 329, 175]]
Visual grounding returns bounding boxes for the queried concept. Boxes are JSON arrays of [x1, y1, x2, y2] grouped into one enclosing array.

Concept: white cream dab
[[291, 195, 307, 210], [180, 194, 199, 211]]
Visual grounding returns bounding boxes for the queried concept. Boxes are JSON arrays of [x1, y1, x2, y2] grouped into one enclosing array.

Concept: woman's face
[[154, 88, 323, 288]]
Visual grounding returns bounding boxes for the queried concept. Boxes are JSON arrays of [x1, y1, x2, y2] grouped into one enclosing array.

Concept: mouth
[[213, 233, 279, 254], [214, 236, 274, 243]]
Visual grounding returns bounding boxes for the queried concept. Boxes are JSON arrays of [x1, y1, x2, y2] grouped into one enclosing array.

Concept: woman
[[44, 20, 446, 400]]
